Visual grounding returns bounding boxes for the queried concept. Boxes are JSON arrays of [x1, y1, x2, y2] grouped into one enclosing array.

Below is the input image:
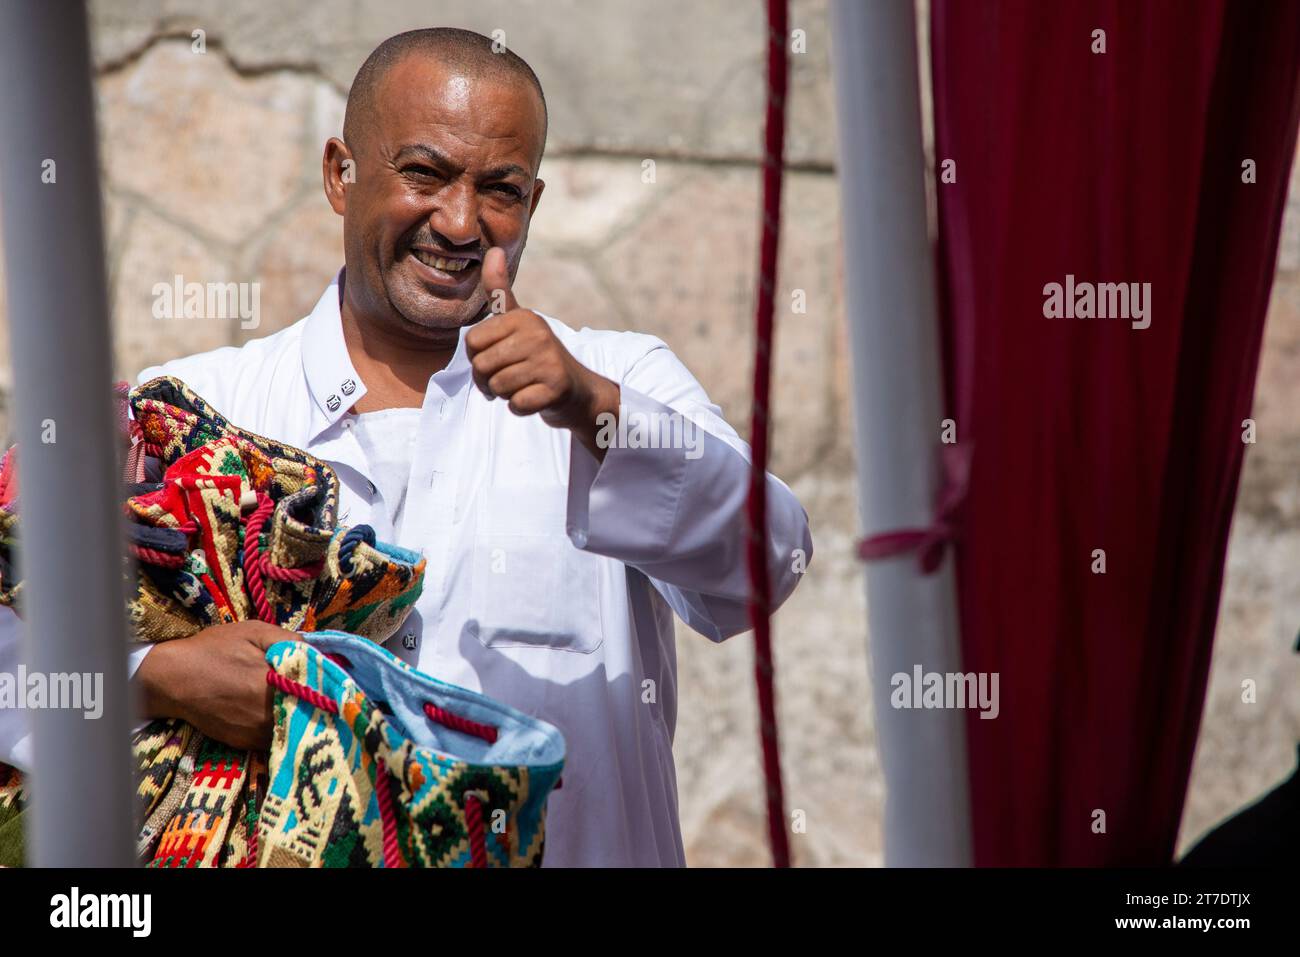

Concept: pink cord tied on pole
[[857, 443, 973, 573]]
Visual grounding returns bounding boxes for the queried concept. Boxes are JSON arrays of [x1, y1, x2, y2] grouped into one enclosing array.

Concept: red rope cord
[[242, 492, 276, 622], [265, 669, 338, 714], [375, 757, 404, 867], [423, 702, 499, 744], [261, 557, 324, 582], [464, 792, 487, 868], [129, 544, 186, 568], [746, 0, 791, 869]]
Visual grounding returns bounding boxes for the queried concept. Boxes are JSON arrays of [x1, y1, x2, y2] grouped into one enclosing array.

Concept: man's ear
[[529, 178, 545, 217], [323, 137, 353, 215]]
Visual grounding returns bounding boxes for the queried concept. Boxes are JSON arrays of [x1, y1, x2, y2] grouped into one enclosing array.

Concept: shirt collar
[[301, 268, 368, 443], [301, 268, 477, 440]]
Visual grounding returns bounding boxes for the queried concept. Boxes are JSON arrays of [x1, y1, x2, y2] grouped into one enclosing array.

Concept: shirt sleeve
[[0, 606, 30, 769], [0, 608, 156, 771], [565, 340, 813, 642]]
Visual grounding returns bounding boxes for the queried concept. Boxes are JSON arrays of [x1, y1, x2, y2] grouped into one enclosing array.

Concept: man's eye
[[403, 165, 439, 178], [489, 183, 522, 198]]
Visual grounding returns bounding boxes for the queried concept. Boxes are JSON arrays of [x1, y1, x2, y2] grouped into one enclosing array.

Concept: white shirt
[[349, 408, 423, 532], [0, 271, 813, 867]]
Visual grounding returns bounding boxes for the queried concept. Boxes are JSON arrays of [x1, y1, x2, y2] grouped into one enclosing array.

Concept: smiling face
[[323, 54, 546, 340]]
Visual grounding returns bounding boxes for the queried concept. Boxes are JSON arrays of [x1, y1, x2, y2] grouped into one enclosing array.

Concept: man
[[2, 27, 812, 866]]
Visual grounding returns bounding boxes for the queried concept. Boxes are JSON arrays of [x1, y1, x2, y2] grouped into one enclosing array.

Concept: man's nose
[[428, 181, 481, 248]]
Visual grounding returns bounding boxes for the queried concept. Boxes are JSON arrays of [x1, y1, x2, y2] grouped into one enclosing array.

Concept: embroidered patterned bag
[[0, 377, 427, 865], [261, 631, 565, 867]]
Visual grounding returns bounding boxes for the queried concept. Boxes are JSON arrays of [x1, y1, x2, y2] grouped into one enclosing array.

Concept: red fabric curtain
[[930, 0, 1300, 865]]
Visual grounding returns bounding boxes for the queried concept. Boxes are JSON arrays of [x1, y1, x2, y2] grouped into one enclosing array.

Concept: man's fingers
[[482, 247, 519, 315], [486, 360, 540, 401], [470, 333, 531, 379], [465, 312, 512, 357], [471, 365, 496, 399], [505, 383, 555, 417], [474, 356, 532, 401]]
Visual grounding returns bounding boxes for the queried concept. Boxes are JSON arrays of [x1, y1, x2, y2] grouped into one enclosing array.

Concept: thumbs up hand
[[466, 247, 620, 459]]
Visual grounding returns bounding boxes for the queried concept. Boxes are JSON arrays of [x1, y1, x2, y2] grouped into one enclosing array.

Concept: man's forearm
[[564, 381, 813, 639]]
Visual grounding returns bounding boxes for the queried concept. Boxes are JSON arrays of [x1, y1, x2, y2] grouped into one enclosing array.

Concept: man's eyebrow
[[482, 162, 531, 180], [393, 143, 530, 181], [393, 143, 454, 168]]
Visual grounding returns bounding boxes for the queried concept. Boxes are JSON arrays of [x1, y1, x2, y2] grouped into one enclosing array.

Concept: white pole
[[828, 0, 973, 866], [0, 0, 135, 865]]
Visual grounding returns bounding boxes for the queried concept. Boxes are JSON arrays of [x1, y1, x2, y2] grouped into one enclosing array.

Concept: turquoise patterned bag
[[261, 631, 566, 867]]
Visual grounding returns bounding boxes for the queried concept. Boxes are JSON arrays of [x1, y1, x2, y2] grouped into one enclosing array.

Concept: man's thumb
[[482, 247, 519, 314]]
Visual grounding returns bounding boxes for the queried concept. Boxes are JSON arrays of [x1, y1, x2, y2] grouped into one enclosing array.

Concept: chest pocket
[[468, 485, 604, 654]]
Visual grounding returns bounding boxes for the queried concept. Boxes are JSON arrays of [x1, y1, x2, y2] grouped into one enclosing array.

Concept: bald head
[[322, 27, 549, 341], [343, 28, 547, 159]]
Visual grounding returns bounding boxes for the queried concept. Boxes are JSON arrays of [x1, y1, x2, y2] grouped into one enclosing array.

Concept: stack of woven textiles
[[0, 377, 564, 868]]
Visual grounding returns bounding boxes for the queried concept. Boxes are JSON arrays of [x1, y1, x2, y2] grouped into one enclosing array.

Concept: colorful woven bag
[[0, 377, 429, 865], [0, 377, 567, 867], [261, 631, 565, 867], [0, 377, 560, 867]]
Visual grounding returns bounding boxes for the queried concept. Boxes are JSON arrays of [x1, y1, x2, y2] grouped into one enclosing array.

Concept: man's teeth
[[412, 249, 473, 272]]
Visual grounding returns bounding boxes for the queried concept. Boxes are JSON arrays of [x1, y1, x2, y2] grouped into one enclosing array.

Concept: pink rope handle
[[857, 443, 973, 573], [267, 669, 406, 867], [375, 757, 405, 868], [242, 492, 277, 622], [244, 489, 325, 592], [423, 702, 499, 744], [261, 557, 325, 582], [266, 669, 338, 714], [129, 545, 186, 568], [745, 0, 792, 869], [464, 791, 487, 868], [126, 517, 201, 569]]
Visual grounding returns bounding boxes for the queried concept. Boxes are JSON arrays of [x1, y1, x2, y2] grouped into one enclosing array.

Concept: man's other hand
[[467, 247, 620, 459], [134, 620, 296, 751]]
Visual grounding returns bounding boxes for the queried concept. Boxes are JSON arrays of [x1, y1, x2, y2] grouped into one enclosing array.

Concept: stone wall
[[0, 0, 1292, 865]]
